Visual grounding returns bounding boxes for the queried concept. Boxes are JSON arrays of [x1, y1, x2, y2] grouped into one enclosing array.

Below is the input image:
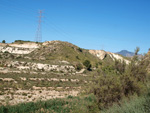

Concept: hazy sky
[[0, 0, 150, 53]]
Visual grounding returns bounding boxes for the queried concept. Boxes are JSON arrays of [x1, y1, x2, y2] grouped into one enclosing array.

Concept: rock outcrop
[[0, 43, 39, 54], [89, 50, 130, 64], [89, 50, 107, 60], [108, 52, 130, 64], [5, 61, 76, 73]]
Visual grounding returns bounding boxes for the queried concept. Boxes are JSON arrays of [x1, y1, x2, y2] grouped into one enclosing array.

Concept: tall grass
[[0, 94, 99, 113], [102, 92, 150, 113]]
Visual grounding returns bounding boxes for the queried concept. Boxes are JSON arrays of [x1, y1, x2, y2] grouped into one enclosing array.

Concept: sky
[[0, 0, 150, 53]]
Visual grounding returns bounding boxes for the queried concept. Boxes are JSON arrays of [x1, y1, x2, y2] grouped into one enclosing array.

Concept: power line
[[0, 0, 77, 43]]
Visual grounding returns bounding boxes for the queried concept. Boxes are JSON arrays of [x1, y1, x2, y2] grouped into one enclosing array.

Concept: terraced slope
[[0, 40, 131, 106], [0, 40, 101, 106]]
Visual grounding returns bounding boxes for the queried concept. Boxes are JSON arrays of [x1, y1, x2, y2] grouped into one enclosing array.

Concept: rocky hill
[[27, 41, 100, 66], [89, 50, 130, 64], [0, 40, 131, 105], [0, 42, 39, 54]]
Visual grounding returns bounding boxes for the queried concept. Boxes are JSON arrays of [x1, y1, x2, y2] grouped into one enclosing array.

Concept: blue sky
[[0, 0, 150, 53]]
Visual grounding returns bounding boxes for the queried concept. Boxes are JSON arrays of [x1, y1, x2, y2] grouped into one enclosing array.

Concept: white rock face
[[0, 46, 35, 54], [89, 50, 130, 64], [0, 43, 39, 54], [108, 52, 130, 64], [9, 43, 39, 48], [89, 50, 107, 60]]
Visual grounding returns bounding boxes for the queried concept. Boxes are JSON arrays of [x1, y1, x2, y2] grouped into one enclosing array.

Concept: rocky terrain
[[89, 50, 130, 64], [0, 42, 39, 54], [0, 40, 131, 106]]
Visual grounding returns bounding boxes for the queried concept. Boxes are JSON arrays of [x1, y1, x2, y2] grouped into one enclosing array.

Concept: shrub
[[114, 59, 126, 74], [4, 51, 9, 54], [101, 91, 150, 113], [83, 60, 92, 71], [67, 95, 73, 99], [75, 63, 83, 71], [2, 40, 5, 43], [102, 65, 115, 74], [77, 48, 83, 52], [76, 56, 80, 60], [90, 75, 123, 109], [89, 48, 149, 109]]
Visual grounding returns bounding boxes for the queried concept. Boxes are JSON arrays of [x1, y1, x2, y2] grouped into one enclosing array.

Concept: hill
[[0, 40, 150, 113], [27, 41, 101, 68], [116, 50, 134, 57], [0, 40, 103, 105]]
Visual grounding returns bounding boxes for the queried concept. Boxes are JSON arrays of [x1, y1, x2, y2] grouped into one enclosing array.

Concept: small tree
[[2, 40, 5, 43], [133, 47, 140, 61], [83, 60, 92, 71], [135, 47, 140, 55]]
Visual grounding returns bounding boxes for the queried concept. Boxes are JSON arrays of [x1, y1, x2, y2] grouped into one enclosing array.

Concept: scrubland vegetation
[[0, 41, 150, 113]]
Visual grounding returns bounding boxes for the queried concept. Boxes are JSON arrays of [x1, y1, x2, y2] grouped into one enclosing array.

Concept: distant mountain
[[116, 50, 134, 57]]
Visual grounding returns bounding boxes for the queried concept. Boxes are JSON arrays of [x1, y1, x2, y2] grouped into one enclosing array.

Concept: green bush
[[114, 59, 126, 74], [90, 50, 148, 109], [90, 73, 147, 109], [83, 60, 92, 71], [76, 56, 80, 60], [77, 48, 83, 52], [75, 63, 83, 71], [101, 91, 150, 113], [90, 75, 123, 109], [2, 40, 5, 43], [14, 40, 32, 44]]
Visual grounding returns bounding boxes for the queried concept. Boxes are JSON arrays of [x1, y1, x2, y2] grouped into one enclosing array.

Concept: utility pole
[[35, 10, 43, 42]]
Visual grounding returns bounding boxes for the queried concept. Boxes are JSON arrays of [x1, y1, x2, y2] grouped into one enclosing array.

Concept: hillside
[[27, 41, 101, 67], [0, 40, 103, 105], [0, 40, 133, 106], [0, 40, 150, 113]]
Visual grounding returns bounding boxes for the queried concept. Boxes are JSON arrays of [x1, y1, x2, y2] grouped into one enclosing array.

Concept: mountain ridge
[[116, 50, 134, 57]]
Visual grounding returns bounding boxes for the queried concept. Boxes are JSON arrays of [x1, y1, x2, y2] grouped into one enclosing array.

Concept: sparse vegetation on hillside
[[28, 41, 100, 69], [0, 41, 150, 112], [88, 47, 149, 110]]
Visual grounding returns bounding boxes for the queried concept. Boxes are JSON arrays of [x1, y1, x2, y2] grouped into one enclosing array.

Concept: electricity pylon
[[35, 10, 43, 42]]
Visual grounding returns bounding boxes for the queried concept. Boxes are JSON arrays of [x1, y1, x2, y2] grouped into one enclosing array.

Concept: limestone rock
[[89, 50, 107, 60]]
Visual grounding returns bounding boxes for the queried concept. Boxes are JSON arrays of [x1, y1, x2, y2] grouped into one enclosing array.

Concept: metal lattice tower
[[35, 10, 43, 42]]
